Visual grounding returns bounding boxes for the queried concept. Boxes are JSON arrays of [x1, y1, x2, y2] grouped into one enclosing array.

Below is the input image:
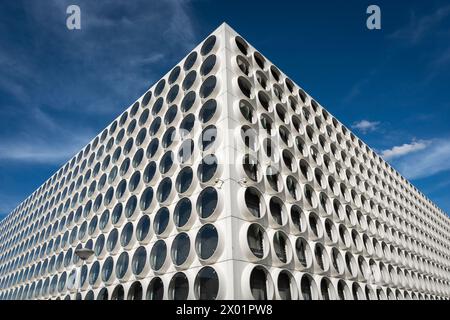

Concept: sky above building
[[0, 0, 449, 219]]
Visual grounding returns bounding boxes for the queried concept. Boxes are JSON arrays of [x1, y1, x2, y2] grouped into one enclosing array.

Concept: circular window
[[239, 100, 255, 123], [159, 151, 174, 175], [111, 203, 123, 225], [129, 172, 141, 192], [140, 187, 154, 211], [254, 52, 266, 70], [247, 224, 267, 259], [94, 234, 105, 257], [286, 176, 300, 200], [198, 155, 218, 183], [201, 35, 216, 56], [174, 198, 192, 229], [181, 91, 196, 113], [147, 277, 164, 300], [120, 222, 134, 247], [184, 51, 197, 71], [200, 76, 217, 98], [142, 91, 152, 107], [168, 66, 181, 84], [195, 267, 219, 300], [178, 139, 194, 164], [176, 167, 193, 194], [260, 114, 274, 135], [249, 266, 271, 300], [235, 36, 248, 55], [164, 105, 178, 125], [101, 256, 114, 282], [244, 187, 264, 218], [116, 252, 129, 279], [143, 162, 156, 183], [273, 231, 290, 263], [169, 272, 189, 300], [199, 99, 217, 123], [270, 197, 287, 226], [124, 196, 137, 219], [266, 166, 281, 192], [238, 77, 252, 98], [295, 237, 311, 268], [182, 71, 197, 91], [200, 55, 216, 76], [132, 149, 144, 168], [195, 224, 218, 260], [200, 125, 217, 151], [256, 71, 268, 89], [132, 246, 147, 275], [89, 261, 100, 286], [150, 240, 167, 272], [180, 114, 196, 139], [243, 155, 261, 182], [136, 215, 151, 242], [119, 158, 130, 177], [99, 210, 110, 231], [154, 207, 170, 236], [172, 233, 191, 266], [166, 84, 179, 104], [156, 177, 172, 203], [162, 127, 176, 148], [240, 126, 258, 151], [197, 187, 218, 219], [237, 55, 250, 75], [154, 79, 166, 96]]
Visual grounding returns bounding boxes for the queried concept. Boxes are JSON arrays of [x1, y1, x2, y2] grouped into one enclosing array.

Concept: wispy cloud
[[0, 106, 95, 164], [352, 120, 380, 134], [381, 138, 450, 180], [389, 5, 450, 45], [381, 140, 430, 160], [393, 139, 450, 180], [0, 0, 198, 167]]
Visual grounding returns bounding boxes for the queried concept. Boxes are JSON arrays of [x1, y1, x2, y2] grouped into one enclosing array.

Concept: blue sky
[[0, 0, 449, 219]]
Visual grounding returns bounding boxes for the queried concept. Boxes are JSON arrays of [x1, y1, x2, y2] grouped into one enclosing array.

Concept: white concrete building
[[0, 23, 449, 300]]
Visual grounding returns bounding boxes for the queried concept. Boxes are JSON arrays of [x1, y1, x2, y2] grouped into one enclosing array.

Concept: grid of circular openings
[[234, 35, 450, 300], [0, 32, 228, 301], [0, 30, 450, 302]]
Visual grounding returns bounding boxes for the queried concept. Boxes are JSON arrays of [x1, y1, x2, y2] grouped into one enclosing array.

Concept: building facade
[[0, 23, 449, 300]]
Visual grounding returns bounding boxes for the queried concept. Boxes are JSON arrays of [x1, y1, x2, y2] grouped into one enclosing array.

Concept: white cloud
[[381, 139, 450, 180], [352, 120, 380, 133], [394, 139, 450, 179], [381, 140, 430, 160]]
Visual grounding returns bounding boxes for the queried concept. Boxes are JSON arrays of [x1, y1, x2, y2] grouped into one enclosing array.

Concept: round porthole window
[[195, 224, 218, 260], [174, 198, 192, 229], [171, 233, 191, 266], [154, 207, 170, 236], [200, 55, 216, 76], [200, 125, 217, 151], [176, 167, 193, 194], [198, 155, 218, 183], [157, 177, 172, 203], [196, 187, 218, 219], [200, 76, 217, 98], [150, 240, 167, 271], [195, 267, 219, 300], [199, 99, 217, 123], [201, 35, 216, 56]]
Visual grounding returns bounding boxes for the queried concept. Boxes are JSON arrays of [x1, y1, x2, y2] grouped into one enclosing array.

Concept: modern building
[[0, 23, 449, 300]]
